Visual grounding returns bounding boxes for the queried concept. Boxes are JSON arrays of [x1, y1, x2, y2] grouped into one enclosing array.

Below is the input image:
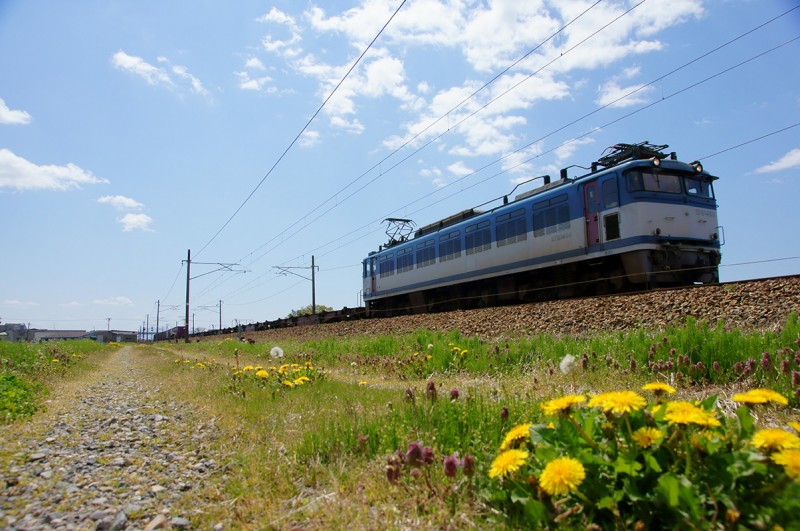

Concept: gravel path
[[1, 347, 226, 531]]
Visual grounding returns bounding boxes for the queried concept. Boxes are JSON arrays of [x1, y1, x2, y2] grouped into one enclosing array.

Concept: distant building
[[0, 323, 28, 342], [83, 330, 137, 343], [31, 329, 87, 342]]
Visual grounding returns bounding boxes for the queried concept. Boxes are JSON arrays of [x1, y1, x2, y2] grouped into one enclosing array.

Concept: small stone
[[143, 514, 168, 530], [110, 457, 130, 467], [28, 453, 47, 462], [39, 470, 53, 479], [171, 516, 191, 528], [149, 485, 167, 494], [110, 511, 128, 531]]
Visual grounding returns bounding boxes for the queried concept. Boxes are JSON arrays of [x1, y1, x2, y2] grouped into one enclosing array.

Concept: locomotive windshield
[[626, 170, 715, 198], [685, 176, 715, 198]]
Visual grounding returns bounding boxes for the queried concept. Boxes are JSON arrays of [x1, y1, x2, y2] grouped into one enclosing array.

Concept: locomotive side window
[[439, 230, 462, 262], [626, 171, 681, 193], [604, 213, 621, 241], [416, 239, 436, 268], [685, 177, 715, 198], [496, 208, 527, 247], [533, 195, 570, 237], [396, 247, 414, 273], [602, 178, 619, 208], [465, 220, 491, 255], [379, 253, 395, 278]]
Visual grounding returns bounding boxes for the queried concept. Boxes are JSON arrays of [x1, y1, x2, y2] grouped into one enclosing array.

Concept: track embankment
[[238, 276, 800, 343]]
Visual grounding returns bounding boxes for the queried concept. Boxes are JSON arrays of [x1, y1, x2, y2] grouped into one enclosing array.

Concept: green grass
[[0, 340, 116, 422], [126, 314, 800, 527]]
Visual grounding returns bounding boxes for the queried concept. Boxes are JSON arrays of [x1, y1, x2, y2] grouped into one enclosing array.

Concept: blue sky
[[1, 0, 798, 335]]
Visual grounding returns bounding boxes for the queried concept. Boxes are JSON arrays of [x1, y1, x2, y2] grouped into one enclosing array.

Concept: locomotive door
[[584, 181, 601, 246], [370, 256, 377, 294]]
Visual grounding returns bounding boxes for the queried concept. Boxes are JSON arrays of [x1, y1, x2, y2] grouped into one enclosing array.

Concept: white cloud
[[0, 98, 32, 124], [245, 57, 266, 70], [235, 65, 275, 92], [118, 213, 154, 232], [447, 160, 473, 177], [330, 116, 365, 134], [755, 148, 800, 174], [299, 129, 321, 148], [171, 65, 209, 96], [98, 195, 144, 210], [0, 149, 108, 191], [112, 50, 209, 98], [595, 66, 654, 108], [112, 50, 174, 87], [92, 296, 134, 307]]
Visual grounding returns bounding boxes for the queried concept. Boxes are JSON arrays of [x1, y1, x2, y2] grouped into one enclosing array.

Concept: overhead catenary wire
[[189, 6, 800, 315], [194, 0, 408, 260], [238, 23, 800, 280]]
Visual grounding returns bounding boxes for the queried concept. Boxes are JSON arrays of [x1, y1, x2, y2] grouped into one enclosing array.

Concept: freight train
[[362, 142, 722, 316]]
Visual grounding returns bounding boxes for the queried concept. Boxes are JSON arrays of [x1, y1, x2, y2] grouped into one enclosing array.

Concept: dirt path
[[0, 347, 228, 530]]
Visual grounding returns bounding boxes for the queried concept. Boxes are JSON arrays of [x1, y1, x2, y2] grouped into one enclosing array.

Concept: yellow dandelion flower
[[772, 449, 800, 479], [278, 364, 288, 375], [282, 380, 294, 388], [293, 378, 305, 385], [489, 449, 529, 479], [664, 401, 720, 427], [632, 427, 664, 448], [788, 421, 800, 433], [195, 363, 206, 369], [539, 457, 586, 496], [499, 423, 533, 451], [641, 382, 676, 395], [255, 370, 269, 378], [461, 349, 469, 356], [243, 365, 254, 372], [426, 355, 432, 360], [541, 395, 586, 417], [588, 391, 647, 416], [733, 389, 788, 407], [254, 366, 263, 371], [51, 359, 59, 363], [359, 381, 367, 386], [751, 428, 800, 453]]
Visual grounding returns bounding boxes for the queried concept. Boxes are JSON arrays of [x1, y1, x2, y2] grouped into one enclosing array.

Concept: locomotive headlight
[[655, 228, 661, 235], [712, 232, 718, 240], [651, 157, 661, 167], [690, 160, 703, 173]]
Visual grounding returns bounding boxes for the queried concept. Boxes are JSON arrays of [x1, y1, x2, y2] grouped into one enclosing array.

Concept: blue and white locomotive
[[362, 142, 721, 315]]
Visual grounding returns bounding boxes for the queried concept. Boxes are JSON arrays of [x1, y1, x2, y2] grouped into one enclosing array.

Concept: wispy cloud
[[98, 195, 144, 210], [92, 296, 134, 307], [755, 148, 800, 174], [112, 50, 209, 98], [0, 148, 108, 191], [3, 299, 37, 307], [0, 98, 32, 124]]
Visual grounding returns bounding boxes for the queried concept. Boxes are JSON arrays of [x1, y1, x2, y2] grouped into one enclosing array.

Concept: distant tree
[[286, 304, 333, 318]]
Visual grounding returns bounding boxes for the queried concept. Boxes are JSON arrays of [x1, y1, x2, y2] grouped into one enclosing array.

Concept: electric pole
[[182, 249, 244, 343], [273, 255, 318, 314]]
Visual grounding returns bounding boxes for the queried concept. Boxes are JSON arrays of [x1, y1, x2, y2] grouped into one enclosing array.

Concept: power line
[[192, 6, 799, 310], [194, 0, 408, 259]]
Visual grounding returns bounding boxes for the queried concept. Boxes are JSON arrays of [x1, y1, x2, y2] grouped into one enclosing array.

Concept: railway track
[[215, 274, 800, 343]]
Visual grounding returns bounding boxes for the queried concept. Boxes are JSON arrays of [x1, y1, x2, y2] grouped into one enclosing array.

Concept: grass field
[[138, 313, 800, 528]]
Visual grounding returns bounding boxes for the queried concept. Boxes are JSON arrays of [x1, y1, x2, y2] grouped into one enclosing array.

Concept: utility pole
[[182, 250, 244, 343], [146, 314, 149, 342], [273, 255, 319, 314], [184, 249, 191, 344], [219, 300, 222, 335], [155, 300, 160, 343]]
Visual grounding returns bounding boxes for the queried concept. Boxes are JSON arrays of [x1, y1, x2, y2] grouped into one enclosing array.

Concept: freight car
[[362, 142, 722, 316]]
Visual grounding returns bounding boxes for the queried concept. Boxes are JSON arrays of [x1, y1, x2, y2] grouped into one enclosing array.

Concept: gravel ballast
[[0, 347, 227, 531]]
